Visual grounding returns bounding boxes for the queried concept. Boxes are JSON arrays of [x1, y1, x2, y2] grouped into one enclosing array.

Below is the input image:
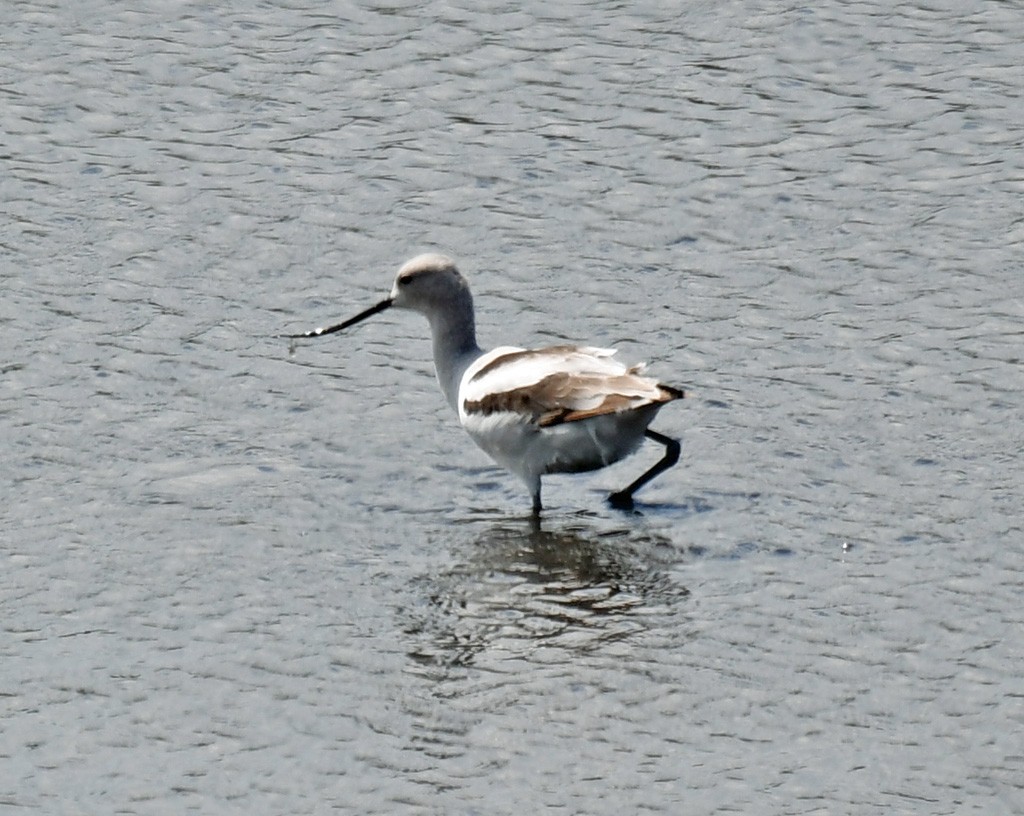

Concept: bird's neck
[[428, 307, 482, 412]]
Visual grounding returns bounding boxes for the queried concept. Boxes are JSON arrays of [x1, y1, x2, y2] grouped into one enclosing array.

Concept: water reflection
[[400, 516, 690, 676]]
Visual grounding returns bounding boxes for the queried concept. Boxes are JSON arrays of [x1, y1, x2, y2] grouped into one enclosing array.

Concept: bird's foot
[[607, 491, 635, 511]]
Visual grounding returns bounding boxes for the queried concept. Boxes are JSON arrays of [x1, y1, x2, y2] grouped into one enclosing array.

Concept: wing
[[460, 345, 683, 427]]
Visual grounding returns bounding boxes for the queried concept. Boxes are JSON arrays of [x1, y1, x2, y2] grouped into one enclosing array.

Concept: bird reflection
[[401, 515, 690, 677]]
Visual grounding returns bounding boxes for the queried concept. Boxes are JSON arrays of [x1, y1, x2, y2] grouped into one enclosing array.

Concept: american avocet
[[288, 254, 683, 514]]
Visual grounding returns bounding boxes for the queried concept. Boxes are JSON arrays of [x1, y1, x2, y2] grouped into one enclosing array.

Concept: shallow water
[[3, 1, 1023, 813]]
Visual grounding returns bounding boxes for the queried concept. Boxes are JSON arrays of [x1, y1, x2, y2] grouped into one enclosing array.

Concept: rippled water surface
[[3, 1, 1023, 813]]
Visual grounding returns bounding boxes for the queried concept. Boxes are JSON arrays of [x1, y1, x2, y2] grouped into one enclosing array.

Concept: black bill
[[284, 297, 392, 339]]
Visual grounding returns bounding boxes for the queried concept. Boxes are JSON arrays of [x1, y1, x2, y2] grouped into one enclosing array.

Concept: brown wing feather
[[463, 371, 684, 427]]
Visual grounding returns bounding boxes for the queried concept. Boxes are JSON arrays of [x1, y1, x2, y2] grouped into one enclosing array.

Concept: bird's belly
[[536, 412, 650, 474], [462, 408, 657, 479]]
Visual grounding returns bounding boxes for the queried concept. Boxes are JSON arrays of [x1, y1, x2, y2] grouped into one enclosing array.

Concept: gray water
[[2, 1, 1022, 813]]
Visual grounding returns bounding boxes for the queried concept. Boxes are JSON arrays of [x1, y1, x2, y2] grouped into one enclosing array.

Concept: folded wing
[[460, 345, 683, 427]]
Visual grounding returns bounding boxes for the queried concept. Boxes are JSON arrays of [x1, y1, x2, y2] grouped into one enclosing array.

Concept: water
[[2, 1, 1022, 813]]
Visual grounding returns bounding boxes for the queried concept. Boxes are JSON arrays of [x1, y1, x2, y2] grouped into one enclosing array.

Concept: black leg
[[532, 489, 543, 515], [608, 429, 680, 509]]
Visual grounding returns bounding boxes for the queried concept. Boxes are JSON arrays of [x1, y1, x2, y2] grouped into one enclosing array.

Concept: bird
[[287, 253, 683, 514]]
